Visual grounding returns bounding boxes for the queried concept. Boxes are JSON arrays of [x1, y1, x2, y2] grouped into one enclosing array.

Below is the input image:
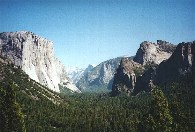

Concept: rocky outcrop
[[76, 57, 129, 91], [133, 41, 195, 95], [133, 40, 176, 65], [112, 58, 142, 96], [133, 67, 157, 95], [0, 31, 80, 92]]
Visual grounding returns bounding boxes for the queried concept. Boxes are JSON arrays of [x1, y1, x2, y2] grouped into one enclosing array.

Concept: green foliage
[[161, 73, 195, 131], [59, 84, 74, 95], [0, 59, 151, 131], [140, 88, 172, 132], [144, 61, 158, 70], [139, 73, 195, 132], [0, 81, 26, 132], [17, 92, 151, 131], [1, 56, 194, 131], [133, 67, 144, 77], [81, 84, 111, 93]]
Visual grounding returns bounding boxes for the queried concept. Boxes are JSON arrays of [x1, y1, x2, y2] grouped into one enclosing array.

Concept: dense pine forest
[[0, 56, 195, 132]]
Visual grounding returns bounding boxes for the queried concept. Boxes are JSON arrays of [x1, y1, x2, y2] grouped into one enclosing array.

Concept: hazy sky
[[0, 0, 194, 68]]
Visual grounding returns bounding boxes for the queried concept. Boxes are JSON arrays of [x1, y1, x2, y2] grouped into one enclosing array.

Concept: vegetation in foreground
[[0, 59, 194, 131]]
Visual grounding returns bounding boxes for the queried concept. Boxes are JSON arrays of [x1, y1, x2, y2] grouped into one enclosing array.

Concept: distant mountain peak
[[66, 65, 94, 84]]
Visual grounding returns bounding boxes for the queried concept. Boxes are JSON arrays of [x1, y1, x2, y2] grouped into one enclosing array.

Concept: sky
[[0, 0, 194, 68]]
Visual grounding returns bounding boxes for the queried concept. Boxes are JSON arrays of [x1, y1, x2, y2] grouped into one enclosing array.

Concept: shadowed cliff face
[[0, 31, 80, 92], [154, 41, 195, 84], [112, 58, 142, 96]]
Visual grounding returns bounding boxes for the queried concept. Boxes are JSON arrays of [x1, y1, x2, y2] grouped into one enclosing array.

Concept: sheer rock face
[[133, 67, 157, 95], [0, 31, 80, 92], [133, 41, 195, 94], [154, 41, 195, 84], [133, 40, 176, 65], [112, 58, 142, 95], [111, 40, 175, 96], [111, 40, 195, 96]]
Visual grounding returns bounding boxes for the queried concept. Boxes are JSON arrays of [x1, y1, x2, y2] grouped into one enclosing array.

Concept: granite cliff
[[112, 58, 142, 96], [133, 40, 176, 65], [155, 41, 195, 84], [133, 41, 195, 94], [0, 31, 80, 92], [112, 40, 176, 95]]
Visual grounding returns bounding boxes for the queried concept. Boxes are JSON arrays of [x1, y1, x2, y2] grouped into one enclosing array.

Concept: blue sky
[[0, 0, 194, 68]]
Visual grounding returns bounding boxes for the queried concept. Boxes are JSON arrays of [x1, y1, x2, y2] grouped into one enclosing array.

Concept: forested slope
[[0, 55, 194, 131]]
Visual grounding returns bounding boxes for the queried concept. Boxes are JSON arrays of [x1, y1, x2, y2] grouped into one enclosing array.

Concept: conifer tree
[[0, 81, 26, 132], [141, 88, 172, 132]]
